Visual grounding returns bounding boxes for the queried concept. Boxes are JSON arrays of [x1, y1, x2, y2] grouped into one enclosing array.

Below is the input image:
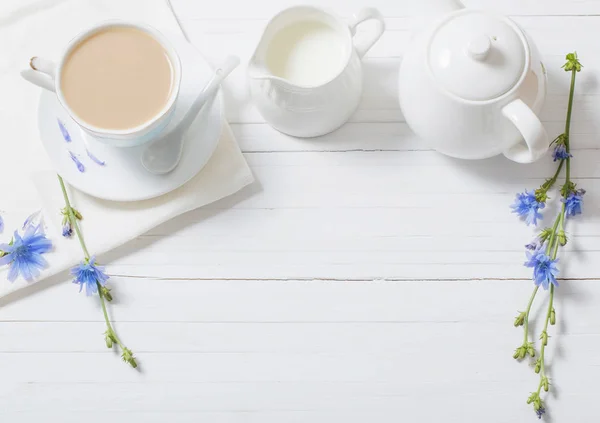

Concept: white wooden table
[[1, 0, 600, 421]]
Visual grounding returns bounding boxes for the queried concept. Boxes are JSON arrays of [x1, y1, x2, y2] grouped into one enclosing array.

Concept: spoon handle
[[171, 55, 240, 139]]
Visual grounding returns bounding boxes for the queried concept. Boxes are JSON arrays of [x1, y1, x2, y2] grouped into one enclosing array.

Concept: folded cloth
[[0, 0, 253, 297]]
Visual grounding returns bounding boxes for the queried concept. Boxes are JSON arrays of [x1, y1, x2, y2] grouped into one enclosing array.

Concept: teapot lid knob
[[467, 35, 491, 61]]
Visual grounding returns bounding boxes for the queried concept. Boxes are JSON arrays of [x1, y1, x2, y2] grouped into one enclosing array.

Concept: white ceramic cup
[[21, 21, 182, 148]]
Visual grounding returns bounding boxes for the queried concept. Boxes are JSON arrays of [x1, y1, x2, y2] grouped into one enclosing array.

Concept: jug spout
[[248, 7, 304, 86], [247, 59, 272, 81], [248, 57, 295, 88], [248, 15, 275, 82]]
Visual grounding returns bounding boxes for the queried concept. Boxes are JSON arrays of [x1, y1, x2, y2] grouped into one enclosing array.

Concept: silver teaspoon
[[141, 55, 240, 175]]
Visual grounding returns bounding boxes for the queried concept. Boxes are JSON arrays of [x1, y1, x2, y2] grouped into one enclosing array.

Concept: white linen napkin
[[0, 0, 253, 297]]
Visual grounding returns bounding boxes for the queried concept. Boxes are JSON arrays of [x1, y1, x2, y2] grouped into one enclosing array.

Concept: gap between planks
[[107, 275, 600, 282]]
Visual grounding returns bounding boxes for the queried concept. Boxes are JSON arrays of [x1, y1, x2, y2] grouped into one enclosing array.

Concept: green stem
[[97, 282, 125, 349], [564, 69, 576, 184], [58, 175, 90, 259], [536, 284, 555, 395], [523, 286, 539, 345], [564, 69, 577, 141], [545, 214, 562, 256], [543, 160, 565, 191], [553, 207, 566, 259]]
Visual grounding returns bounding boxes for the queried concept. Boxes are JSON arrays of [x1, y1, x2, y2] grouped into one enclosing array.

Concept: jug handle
[[502, 99, 549, 163], [20, 57, 56, 92], [348, 8, 386, 59]]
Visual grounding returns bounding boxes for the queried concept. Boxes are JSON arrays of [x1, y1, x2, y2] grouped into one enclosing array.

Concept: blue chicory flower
[[0, 225, 52, 282], [536, 406, 546, 419], [525, 240, 541, 251], [524, 245, 543, 267], [70, 256, 109, 295], [552, 144, 572, 161], [62, 221, 73, 238], [525, 249, 559, 290], [562, 189, 585, 218], [511, 191, 545, 226]]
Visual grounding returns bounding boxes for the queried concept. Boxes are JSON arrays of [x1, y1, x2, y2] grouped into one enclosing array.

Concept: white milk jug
[[248, 6, 385, 137]]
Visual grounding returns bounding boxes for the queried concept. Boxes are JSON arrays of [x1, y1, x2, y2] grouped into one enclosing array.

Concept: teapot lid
[[428, 10, 527, 101]]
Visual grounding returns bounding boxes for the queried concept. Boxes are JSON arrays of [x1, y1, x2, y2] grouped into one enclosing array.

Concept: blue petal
[[86, 149, 105, 166], [19, 260, 34, 282], [28, 237, 53, 254], [0, 214, 4, 233], [28, 252, 49, 269], [7, 262, 19, 282], [58, 119, 72, 142], [74, 279, 84, 293], [28, 260, 43, 280], [22, 211, 41, 230], [69, 151, 85, 173], [0, 253, 13, 266]]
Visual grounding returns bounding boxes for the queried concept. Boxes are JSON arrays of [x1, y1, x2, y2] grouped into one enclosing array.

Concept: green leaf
[[539, 228, 553, 242], [534, 358, 542, 374], [561, 181, 577, 197], [514, 311, 526, 327], [562, 51, 583, 72], [534, 187, 548, 203], [558, 230, 568, 246], [121, 348, 138, 368], [72, 208, 83, 220], [527, 392, 539, 405], [104, 331, 114, 348], [540, 331, 549, 347], [100, 286, 113, 302], [542, 376, 550, 392]]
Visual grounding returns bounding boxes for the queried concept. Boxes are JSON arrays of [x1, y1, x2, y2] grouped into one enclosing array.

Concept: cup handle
[[20, 57, 57, 92], [348, 8, 385, 59], [502, 99, 549, 163]]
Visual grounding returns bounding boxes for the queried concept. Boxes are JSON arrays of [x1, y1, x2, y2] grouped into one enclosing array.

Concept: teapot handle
[[348, 8, 386, 59], [502, 99, 549, 163], [20, 57, 56, 92]]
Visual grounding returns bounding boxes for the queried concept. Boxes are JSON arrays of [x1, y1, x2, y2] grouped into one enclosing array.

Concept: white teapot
[[398, 0, 548, 163], [248, 6, 385, 138]]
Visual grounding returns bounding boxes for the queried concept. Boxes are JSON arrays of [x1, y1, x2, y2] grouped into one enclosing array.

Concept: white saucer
[[37, 32, 223, 202]]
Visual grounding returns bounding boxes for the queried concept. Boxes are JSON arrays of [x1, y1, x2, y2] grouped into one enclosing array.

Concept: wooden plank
[[0, 279, 594, 322], [173, 0, 600, 19]]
